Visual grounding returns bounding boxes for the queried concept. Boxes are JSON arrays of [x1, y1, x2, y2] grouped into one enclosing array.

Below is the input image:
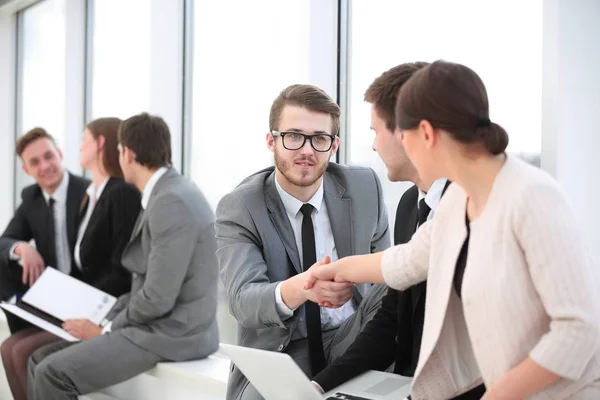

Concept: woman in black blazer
[[1, 117, 141, 400], [74, 118, 140, 297]]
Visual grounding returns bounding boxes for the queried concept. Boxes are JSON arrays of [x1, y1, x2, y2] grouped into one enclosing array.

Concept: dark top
[[77, 177, 140, 297], [453, 212, 471, 298]]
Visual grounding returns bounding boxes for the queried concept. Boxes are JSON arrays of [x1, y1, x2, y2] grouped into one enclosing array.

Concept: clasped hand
[[304, 256, 351, 308]]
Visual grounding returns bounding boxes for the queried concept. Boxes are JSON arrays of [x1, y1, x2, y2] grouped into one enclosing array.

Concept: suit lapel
[[65, 174, 80, 250], [124, 170, 174, 252], [413, 191, 468, 381], [265, 174, 302, 275], [35, 194, 53, 259], [411, 182, 451, 320], [323, 174, 360, 302], [129, 209, 146, 243], [323, 175, 353, 259], [404, 207, 418, 243]]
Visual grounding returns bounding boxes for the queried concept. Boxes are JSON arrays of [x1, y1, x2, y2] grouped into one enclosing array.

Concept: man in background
[[0, 128, 88, 333], [27, 113, 220, 400]]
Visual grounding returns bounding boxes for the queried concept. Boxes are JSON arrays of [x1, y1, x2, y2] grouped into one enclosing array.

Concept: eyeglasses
[[271, 130, 336, 152]]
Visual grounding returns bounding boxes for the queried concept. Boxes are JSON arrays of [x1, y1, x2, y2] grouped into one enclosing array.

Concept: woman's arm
[[515, 180, 600, 386], [304, 252, 385, 290], [484, 358, 560, 399], [306, 219, 434, 290]]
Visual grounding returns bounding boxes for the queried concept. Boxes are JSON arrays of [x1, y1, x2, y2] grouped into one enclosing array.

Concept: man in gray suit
[[216, 84, 390, 400], [26, 113, 219, 400]]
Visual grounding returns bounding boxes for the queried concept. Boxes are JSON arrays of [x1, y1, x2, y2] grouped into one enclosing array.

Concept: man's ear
[[126, 147, 136, 163], [330, 135, 340, 156], [266, 132, 275, 153], [21, 161, 29, 176]]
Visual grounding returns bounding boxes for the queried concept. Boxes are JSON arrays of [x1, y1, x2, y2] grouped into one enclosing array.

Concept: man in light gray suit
[[216, 84, 390, 400], [26, 113, 219, 400]]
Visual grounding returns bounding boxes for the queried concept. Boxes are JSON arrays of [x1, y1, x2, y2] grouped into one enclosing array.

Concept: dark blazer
[[0, 172, 89, 301], [77, 177, 140, 297], [314, 185, 421, 391]]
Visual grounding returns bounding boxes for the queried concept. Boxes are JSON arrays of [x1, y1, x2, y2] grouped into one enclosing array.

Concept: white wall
[[542, 0, 600, 266], [0, 10, 16, 228]]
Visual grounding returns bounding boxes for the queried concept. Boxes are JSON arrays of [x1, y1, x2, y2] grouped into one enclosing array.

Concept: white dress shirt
[[43, 173, 72, 274], [417, 178, 448, 223], [10, 173, 73, 275], [74, 178, 110, 269], [273, 177, 356, 332], [102, 167, 168, 334], [141, 167, 168, 210]]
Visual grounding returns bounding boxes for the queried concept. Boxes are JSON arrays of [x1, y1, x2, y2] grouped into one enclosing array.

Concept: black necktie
[[417, 198, 431, 228], [300, 203, 326, 375], [47, 198, 57, 269]]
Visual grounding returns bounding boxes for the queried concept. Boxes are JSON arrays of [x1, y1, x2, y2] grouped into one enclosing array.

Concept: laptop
[[220, 343, 411, 400]]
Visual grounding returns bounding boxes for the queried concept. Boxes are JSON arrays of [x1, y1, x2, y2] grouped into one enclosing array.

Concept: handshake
[[281, 252, 379, 310], [284, 255, 354, 309]]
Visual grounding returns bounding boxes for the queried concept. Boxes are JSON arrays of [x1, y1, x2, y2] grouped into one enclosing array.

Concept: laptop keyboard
[[326, 393, 374, 400]]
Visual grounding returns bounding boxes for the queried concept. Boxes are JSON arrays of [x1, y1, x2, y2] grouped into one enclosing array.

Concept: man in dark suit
[[0, 128, 88, 333], [313, 63, 486, 399]]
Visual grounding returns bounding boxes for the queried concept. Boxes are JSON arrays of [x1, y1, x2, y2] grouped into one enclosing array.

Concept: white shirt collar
[[274, 176, 324, 219], [86, 177, 110, 201], [418, 178, 448, 212], [141, 167, 169, 209], [43, 172, 69, 204]]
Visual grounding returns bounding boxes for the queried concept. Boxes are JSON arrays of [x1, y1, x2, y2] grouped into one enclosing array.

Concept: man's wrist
[[9, 242, 25, 260], [280, 274, 307, 310]]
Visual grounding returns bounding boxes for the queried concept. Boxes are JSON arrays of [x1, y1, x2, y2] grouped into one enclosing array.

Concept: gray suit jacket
[[107, 168, 219, 361], [216, 164, 390, 399]]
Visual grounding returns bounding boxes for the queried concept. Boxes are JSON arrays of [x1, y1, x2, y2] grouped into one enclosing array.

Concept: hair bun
[[481, 123, 509, 155]]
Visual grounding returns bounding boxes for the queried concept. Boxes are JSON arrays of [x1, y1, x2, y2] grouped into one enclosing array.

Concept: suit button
[[277, 344, 284, 351], [132, 273, 138, 278]]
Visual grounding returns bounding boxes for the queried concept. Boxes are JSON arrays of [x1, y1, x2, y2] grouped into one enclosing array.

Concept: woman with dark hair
[[306, 61, 600, 399], [1, 117, 140, 400]]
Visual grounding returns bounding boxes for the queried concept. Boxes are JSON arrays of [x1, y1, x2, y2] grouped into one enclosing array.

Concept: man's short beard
[[274, 153, 328, 187]]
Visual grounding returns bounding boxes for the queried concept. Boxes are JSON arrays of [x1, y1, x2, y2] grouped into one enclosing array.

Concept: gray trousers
[[27, 331, 162, 400], [239, 283, 388, 400]]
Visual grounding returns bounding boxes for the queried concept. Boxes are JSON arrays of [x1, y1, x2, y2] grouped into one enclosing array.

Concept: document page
[[22, 268, 117, 324], [0, 304, 79, 342]]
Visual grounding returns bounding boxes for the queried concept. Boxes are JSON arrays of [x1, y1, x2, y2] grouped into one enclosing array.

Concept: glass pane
[[348, 0, 543, 221], [18, 0, 68, 194], [89, 0, 151, 119], [89, 0, 183, 169], [191, 0, 337, 210]]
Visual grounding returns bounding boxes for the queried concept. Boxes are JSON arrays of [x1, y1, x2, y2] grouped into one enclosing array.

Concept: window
[[191, 0, 338, 210], [89, 0, 183, 169], [347, 0, 543, 221], [17, 0, 68, 195], [190, 0, 339, 343], [89, 0, 151, 120]]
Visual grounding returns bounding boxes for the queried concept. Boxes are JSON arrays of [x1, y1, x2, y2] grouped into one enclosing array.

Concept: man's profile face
[[21, 137, 64, 191], [370, 105, 414, 182]]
